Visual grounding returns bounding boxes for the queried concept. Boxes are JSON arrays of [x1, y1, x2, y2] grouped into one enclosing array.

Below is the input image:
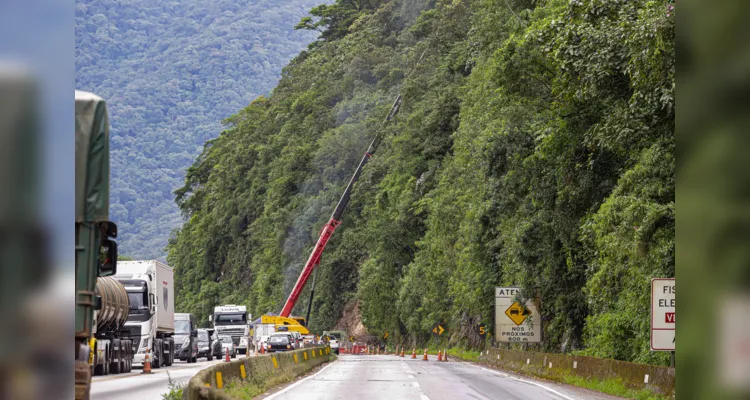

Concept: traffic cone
[[411, 348, 416, 359], [400, 348, 405, 357], [260, 345, 265, 355], [225, 348, 230, 362], [438, 351, 443, 361], [443, 349, 448, 362], [141, 348, 152, 374], [423, 348, 428, 361]]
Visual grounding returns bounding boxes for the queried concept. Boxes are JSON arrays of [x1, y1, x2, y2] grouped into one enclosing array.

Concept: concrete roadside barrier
[[477, 348, 674, 397], [184, 345, 331, 400]]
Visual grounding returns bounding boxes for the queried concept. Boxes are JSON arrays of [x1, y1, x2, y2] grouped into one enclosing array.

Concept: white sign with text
[[651, 278, 675, 351]]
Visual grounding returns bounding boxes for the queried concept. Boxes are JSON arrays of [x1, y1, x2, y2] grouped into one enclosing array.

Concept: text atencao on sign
[[651, 278, 675, 351], [495, 287, 541, 343]]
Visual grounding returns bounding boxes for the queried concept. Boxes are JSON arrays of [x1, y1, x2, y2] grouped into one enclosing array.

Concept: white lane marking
[[420, 395, 431, 400], [408, 374, 415, 379], [264, 360, 339, 400], [412, 381, 421, 388], [460, 362, 577, 400]]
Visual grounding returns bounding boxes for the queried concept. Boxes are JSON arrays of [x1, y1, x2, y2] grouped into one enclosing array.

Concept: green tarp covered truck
[[74, 90, 118, 400]]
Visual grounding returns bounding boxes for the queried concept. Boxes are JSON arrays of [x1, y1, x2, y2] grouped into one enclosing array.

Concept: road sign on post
[[495, 287, 541, 343], [477, 324, 488, 338], [651, 278, 675, 351], [431, 323, 446, 337]]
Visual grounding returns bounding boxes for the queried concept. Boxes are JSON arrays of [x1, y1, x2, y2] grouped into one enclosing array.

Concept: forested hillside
[[75, 0, 321, 259], [168, 0, 674, 365]]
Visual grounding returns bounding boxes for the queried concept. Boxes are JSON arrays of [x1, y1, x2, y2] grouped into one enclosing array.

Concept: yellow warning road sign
[[383, 332, 389, 340], [505, 301, 532, 326]]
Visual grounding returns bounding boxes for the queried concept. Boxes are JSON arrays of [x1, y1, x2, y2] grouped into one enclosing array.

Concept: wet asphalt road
[[90, 357, 227, 400], [264, 354, 619, 400]]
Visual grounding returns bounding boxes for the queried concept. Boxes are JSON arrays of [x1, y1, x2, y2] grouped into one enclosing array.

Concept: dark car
[[211, 334, 224, 359], [196, 329, 214, 361], [177, 334, 199, 363], [175, 313, 199, 363], [214, 335, 237, 359], [267, 333, 295, 353]]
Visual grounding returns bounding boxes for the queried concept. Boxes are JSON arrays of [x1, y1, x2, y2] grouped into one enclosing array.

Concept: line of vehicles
[[75, 91, 350, 398], [88, 258, 343, 377]]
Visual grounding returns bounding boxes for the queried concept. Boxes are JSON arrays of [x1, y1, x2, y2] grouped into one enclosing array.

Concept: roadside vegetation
[[169, 0, 674, 367], [161, 372, 185, 400]]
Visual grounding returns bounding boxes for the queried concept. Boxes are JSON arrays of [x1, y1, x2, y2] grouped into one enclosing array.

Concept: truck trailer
[[91, 277, 134, 375], [75, 90, 119, 399], [115, 260, 175, 368]]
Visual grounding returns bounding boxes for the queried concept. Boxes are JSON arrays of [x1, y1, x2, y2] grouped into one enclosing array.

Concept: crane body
[[279, 94, 402, 317]]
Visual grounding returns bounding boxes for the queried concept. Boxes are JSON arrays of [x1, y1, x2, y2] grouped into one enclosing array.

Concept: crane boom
[[279, 94, 402, 317]]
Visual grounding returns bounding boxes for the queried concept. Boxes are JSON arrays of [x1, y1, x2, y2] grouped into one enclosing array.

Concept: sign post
[[651, 278, 675, 352], [495, 287, 541, 343]]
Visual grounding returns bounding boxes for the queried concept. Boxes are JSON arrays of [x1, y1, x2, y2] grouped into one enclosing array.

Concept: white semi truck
[[115, 260, 175, 368], [211, 305, 250, 354]]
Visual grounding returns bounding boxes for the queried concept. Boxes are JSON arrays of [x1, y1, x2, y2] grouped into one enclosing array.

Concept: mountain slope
[[169, 0, 674, 365], [75, 0, 321, 259]]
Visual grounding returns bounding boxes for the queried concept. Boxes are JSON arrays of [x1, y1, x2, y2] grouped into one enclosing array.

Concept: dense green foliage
[[169, 0, 674, 365], [75, 0, 320, 259]]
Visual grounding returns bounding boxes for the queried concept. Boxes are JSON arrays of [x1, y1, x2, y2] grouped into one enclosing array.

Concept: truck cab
[[211, 305, 250, 354], [114, 260, 175, 368]]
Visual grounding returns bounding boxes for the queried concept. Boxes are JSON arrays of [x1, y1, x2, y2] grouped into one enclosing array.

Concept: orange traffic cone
[[141, 348, 152, 374], [443, 349, 448, 362], [260, 345, 265, 355], [225, 348, 231, 362], [400, 348, 405, 357], [438, 351, 443, 361], [411, 348, 416, 359], [423, 348, 428, 361]]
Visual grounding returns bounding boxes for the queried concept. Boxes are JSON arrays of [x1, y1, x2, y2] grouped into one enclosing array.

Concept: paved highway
[[91, 358, 225, 400], [263, 354, 622, 400]]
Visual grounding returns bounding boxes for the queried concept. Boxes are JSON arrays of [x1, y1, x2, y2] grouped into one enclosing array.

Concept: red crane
[[279, 94, 403, 318]]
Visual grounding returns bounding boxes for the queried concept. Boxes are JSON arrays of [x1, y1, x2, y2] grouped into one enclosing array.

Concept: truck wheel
[[110, 339, 121, 374], [104, 344, 110, 375], [152, 339, 162, 369], [126, 342, 133, 372], [167, 338, 174, 366]]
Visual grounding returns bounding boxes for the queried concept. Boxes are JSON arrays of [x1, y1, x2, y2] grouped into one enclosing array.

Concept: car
[[211, 333, 223, 359], [216, 335, 237, 359], [290, 331, 303, 348], [177, 335, 199, 363], [329, 338, 340, 354], [174, 313, 199, 363], [267, 333, 295, 353], [196, 329, 214, 361], [302, 335, 316, 346]]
